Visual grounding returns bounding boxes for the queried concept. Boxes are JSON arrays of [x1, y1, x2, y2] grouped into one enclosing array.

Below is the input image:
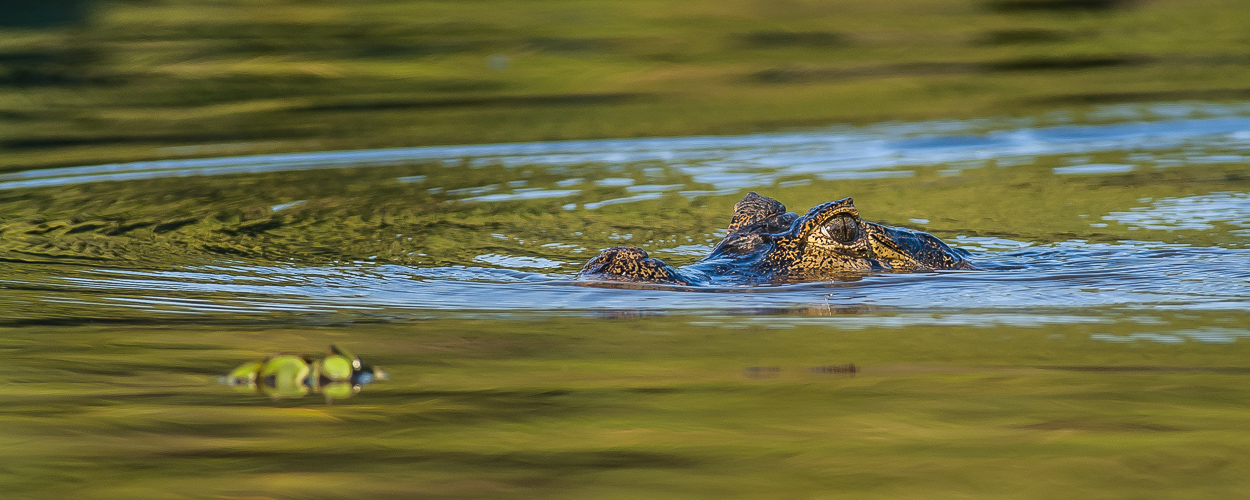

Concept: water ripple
[[3, 112, 1249, 192], [4, 239, 1239, 323], [3, 103, 1248, 326], [1104, 192, 1250, 231]]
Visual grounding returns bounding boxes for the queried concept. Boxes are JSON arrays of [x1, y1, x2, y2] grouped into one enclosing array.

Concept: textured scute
[[577, 246, 696, 285], [577, 193, 974, 285], [727, 192, 789, 234]]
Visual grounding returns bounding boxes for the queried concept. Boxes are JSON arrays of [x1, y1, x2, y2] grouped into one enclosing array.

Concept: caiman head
[[576, 192, 972, 285], [697, 193, 878, 281]]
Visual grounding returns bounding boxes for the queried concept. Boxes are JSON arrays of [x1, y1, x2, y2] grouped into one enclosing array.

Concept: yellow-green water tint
[[3, 1, 1250, 496], [2, 110, 1248, 277], [0, 313, 1248, 498], [1, 109, 1246, 319], [6, 0, 1250, 170]]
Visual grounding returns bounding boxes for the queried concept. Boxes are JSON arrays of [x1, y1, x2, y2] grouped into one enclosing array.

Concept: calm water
[[2, 102, 1250, 498]]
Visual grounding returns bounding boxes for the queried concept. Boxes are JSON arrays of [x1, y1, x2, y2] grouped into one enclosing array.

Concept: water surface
[[2, 101, 1247, 319], [2, 102, 1249, 498]]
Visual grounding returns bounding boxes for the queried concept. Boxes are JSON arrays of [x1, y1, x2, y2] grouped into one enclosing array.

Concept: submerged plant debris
[[220, 345, 387, 403]]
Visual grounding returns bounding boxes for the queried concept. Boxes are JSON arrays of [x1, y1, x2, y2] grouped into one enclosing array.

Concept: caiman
[[577, 192, 974, 286]]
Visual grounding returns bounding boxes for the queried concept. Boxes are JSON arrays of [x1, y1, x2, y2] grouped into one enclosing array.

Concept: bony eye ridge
[[821, 215, 859, 243]]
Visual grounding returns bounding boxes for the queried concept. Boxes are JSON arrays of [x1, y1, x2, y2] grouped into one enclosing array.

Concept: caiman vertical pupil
[[822, 215, 858, 243]]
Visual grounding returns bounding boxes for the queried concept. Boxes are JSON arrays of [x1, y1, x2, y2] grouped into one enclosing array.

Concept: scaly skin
[[577, 192, 974, 285]]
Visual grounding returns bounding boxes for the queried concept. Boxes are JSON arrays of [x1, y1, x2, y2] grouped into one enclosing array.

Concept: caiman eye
[[821, 215, 859, 244]]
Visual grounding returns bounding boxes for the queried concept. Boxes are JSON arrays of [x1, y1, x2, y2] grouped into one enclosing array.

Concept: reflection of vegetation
[[2, 314, 1249, 498], [0, 0, 94, 29], [221, 345, 387, 403], [0, 147, 1245, 277], [3, 0, 1250, 170]]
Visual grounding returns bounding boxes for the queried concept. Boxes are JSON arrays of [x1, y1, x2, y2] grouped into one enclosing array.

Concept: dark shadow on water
[[973, 29, 1079, 45], [155, 449, 702, 472], [736, 31, 849, 49], [1020, 418, 1182, 432], [525, 37, 620, 53], [294, 92, 650, 113], [751, 55, 1147, 84], [0, 130, 311, 150], [2, 251, 112, 263], [0, 48, 113, 87], [1036, 87, 1250, 104], [984, 55, 1146, 72], [986, 0, 1135, 12], [0, 0, 95, 28], [151, 218, 200, 233], [751, 62, 977, 84]]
